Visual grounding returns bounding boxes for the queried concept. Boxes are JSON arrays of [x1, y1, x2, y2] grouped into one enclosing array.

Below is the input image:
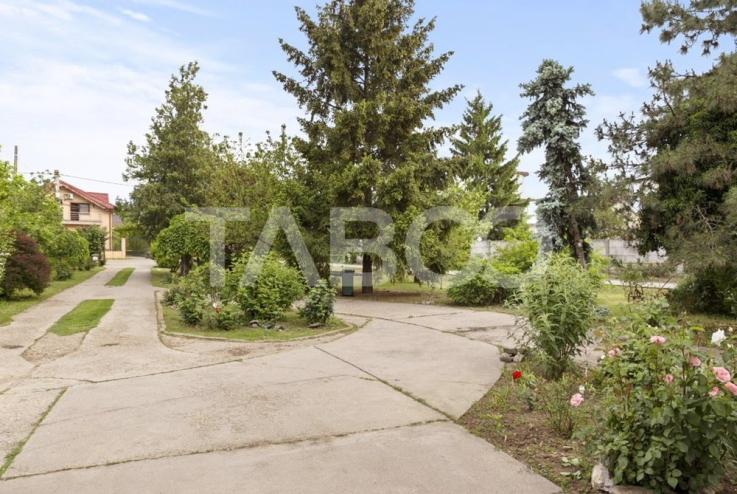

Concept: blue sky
[[0, 0, 723, 202]]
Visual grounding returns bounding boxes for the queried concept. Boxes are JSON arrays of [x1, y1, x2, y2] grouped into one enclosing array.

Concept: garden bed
[[160, 304, 351, 342], [459, 361, 737, 494]]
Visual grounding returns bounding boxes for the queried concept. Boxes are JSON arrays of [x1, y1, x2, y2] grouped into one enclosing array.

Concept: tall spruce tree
[[124, 62, 216, 241], [518, 60, 596, 266], [451, 91, 525, 239], [274, 0, 462, 292]]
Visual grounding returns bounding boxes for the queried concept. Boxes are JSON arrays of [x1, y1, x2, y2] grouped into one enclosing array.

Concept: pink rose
[[569, 393, 584, 407], [607, 347, 622, 358], [709, 386, 722, 398], [713, 367, 732, 383], [689, 356, 702, 367], [650, 335, 667, 345], [663, 374, 675, 384], [725, 382, 737, 396]]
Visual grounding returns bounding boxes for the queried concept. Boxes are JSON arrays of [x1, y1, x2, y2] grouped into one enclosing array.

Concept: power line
[[20, 171, 135, 188]]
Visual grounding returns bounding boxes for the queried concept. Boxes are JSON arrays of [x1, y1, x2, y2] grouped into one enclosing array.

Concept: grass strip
[[49, 299, 114, 336], [106, 268, 135, 287], [0, 268, 104, 326]]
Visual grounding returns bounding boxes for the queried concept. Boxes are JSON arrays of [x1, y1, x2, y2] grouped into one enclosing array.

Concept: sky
[[0, 0, 725, 203]]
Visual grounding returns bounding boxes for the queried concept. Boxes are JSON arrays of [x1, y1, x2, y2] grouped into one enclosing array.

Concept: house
[[54, 172, 127, 259]]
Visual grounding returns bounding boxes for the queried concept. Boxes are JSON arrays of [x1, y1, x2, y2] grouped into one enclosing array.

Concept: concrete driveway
[[0, 258, 558, 493]]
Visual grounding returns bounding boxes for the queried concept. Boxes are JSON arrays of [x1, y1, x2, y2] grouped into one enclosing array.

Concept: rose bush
[[596, 323, 737, 492]]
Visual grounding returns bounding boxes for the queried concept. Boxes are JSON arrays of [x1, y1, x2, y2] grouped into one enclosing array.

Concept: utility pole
[[13, 145, 18, 174]]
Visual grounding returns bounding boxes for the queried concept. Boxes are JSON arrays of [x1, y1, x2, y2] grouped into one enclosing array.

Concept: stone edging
[[154, 290, 356, 344]]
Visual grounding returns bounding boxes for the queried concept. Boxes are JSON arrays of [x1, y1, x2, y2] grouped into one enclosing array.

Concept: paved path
[[0, 258, 558, 493]]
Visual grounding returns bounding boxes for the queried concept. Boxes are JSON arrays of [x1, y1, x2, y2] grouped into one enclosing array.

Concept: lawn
[[151, 267, 173, 288], [597, 283, 737, 330], [161, 305, 351, 342], [0, 268, 104, 326], [49, 299, 114, 336], [106, 268, 135, 287]]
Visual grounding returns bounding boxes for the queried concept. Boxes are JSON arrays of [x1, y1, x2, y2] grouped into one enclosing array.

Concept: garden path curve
[[0, 258, 558, 493]]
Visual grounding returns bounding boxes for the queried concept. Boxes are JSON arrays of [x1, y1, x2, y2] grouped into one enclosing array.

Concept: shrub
[[201, 298, 243, 331], [151, 214, 209, 275], [670, 266, 737, 316], [490, 223, 539, 275], [49, 229, 90, 279], [78, 226, 107, 263], [178, 294, 205, 325], [597, 326, 737, 492], [1, 232, 51, 297], [448, 258, 513, 306], [232, 254, 305, 321], [300, 280, 335, 324], [515, 254, 597, 379]]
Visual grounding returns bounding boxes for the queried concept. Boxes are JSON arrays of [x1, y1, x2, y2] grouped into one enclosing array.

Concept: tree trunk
[[180, 255, 192, 277], [568, 218, 587, 268], [362, 253, 373, 294]]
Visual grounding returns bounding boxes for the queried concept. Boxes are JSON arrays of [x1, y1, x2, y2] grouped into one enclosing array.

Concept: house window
[[70, 203, 90, 221]]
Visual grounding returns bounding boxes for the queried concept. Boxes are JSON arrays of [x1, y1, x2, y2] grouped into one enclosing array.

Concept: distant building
[[54, 174, 126, 259]]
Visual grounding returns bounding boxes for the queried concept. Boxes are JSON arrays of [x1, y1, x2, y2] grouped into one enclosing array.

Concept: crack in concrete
[[0, 419, 449, 482], [0, 387, 67, 479], [314, 346, 455, 421]]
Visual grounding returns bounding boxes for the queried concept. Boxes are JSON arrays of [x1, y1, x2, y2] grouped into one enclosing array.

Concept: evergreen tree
[[274, 0, 462, 292], [641, 0, 737, 54], [450, 91, 525, 238], [518, 60, 596, 267], [123, 62, 217, 241]]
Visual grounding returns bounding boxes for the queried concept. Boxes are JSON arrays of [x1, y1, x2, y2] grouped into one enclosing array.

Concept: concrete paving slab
[[319, 320, 501, 418], [7, 348, 442, 477], [0, 388, 62, 463], [397, 310, 518, 332], [0, 422, 559, 494]]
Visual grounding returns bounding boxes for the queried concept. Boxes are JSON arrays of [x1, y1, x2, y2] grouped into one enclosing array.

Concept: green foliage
[[448, 258, 512, 306], [299, 280, 335, 324], [78, 226, 107, 261], [641, 0, 737, 54], [2, 232, 51, 297], [490, 222, 539, 274], [0, 163, 63, 253], [274, 0, 463, 284], [535, 374, 583, 438], [515, 254, 598, 379], [151, 214, 210, 275], [670, 266, 737, 316], [201, 299, 243, 331], [231, 254, 305, 322], [48, 229, 90, 280], [597, 315, 737, 492], [600, 54, 737, 314], [518, 60, 597, 266], [123, 62, 221, 241], [450, 91, 526, 237]]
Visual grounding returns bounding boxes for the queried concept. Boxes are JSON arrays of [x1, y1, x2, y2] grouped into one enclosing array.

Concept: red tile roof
[[59, 180, 115, 210]]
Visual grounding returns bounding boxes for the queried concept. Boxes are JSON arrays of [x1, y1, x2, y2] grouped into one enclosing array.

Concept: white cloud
[[120, 8, 150, 22], [612, 67, 648, 88], [0, 0, 295, 202]]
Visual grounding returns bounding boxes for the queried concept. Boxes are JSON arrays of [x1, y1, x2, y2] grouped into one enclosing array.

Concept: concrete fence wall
[[471, 238, 668, 265]]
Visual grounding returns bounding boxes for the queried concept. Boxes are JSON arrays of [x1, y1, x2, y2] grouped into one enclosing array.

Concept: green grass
[[597, 283, 737, 329], [49, 299, 114, 336], [105, 268, 135, 287], [162, 305, 350, 342], [151, 267, 173, 288], [0, 268, 104, 326]]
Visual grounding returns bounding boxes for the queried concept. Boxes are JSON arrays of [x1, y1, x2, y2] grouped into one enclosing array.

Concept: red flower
[[512, 370, 523, 381]]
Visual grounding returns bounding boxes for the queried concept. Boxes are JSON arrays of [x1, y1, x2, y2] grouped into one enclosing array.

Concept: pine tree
[[274, 0, 462, 292], [450, 91, 526, 239], [518, 60, 596, 266], [123, 62, 217, 241]]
